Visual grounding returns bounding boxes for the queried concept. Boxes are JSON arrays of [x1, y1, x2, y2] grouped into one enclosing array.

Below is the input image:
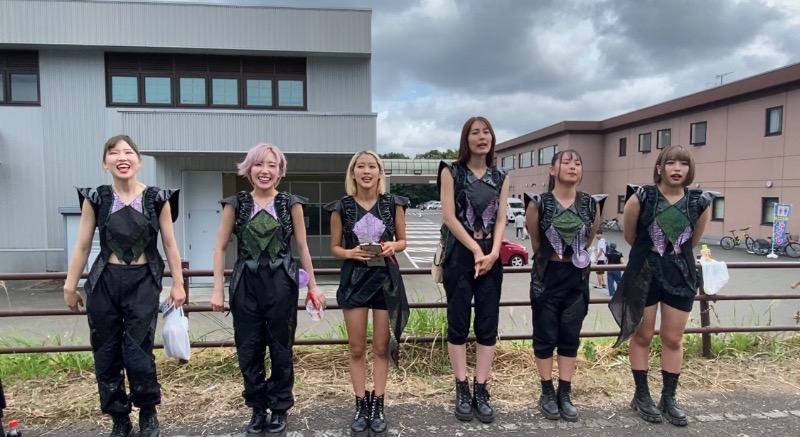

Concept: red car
[[500, 239, 529, 267]]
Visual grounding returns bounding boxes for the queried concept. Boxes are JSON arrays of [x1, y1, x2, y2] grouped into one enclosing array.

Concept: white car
[[506, 198, 525, 222]]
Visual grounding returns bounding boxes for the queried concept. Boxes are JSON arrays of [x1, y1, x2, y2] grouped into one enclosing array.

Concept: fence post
[[181, 260, 190, 312], [699, 298, 712, 359]]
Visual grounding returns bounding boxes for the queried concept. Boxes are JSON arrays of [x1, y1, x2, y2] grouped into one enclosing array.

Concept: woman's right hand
[[64, 287, 84, 312], [348, 247, 375, 262], [210, 288, 225, 312]]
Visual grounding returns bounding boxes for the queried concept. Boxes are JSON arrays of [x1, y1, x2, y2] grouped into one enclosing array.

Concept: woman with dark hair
[[326, 150, 409, 437], [64, 135, 185, 437], [610, 145, 713, 427], [524, 149, 605, 422], [210, 143, 325, 437], [438, 116, 509, 424]]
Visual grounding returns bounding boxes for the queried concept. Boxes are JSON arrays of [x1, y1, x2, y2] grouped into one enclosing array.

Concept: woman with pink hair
[[210, 143, 325, 437]]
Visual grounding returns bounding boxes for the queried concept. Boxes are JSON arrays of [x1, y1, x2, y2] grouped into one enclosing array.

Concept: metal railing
[[2, 262, 800, 358]]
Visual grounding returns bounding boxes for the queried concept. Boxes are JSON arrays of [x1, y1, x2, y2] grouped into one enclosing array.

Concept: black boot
[[539, 379, 560, 420], [267, 410, 288, 436], [369, 391, 387, 435], [659, 370, 688, 427], [472, 378, 494, 423], [454, 379, 473, 421], [138, 407, 160, 437], [350, 393, 370, 436], [108, 414, 133, 437], [556, 380, 578, 422], [630, 370, 662, 423], [246, 408, 268, 435]]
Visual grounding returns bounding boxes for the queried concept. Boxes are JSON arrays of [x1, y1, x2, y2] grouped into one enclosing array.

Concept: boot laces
[[456, 382, 471, 405], [475, 384, 491, 404], [371, 396, 385, 421], [559, 390, 573, 406], [354, 397, 370, 420]]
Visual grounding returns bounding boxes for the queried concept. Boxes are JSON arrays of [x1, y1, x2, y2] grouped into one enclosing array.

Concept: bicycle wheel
[[784, 242, 800, 258], [751, 240, 770, 255], [745, 236, 755, 250], [599, 223, 609, 232], [719, 236, 735, 250]]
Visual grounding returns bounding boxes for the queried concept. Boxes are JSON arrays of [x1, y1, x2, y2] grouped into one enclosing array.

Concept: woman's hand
[[306, 286, 326, 309], [210, 287, 225, 312], [348, 247, 375, 261], [169, 285, 186, 308], [379, 242, 396, 257], [473, 252, 499, 277], [64, 287, 84, 312]]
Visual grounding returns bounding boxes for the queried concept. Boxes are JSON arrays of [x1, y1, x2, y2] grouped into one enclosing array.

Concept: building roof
[[497, 61, 800, 151]]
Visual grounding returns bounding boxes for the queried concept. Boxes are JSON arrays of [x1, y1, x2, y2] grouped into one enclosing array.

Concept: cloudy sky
[[371, 0, 800, 156]]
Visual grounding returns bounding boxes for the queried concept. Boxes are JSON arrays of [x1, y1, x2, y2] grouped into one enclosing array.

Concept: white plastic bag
[[700, 258, 729, 295], [162, 305, 191, 360]]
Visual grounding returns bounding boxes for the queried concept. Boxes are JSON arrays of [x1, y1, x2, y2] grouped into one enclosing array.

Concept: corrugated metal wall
[[1, 0, 371, 55], [122, 112, 377, 153], [308, 57, 372, 112]]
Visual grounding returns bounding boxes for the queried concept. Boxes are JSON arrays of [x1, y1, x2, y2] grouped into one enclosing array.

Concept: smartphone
[[359, 243, 385, 266]]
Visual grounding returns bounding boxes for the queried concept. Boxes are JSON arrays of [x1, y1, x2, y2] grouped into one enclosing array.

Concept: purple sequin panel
[[251, 202, 277, 219], [111, 192, 143, 213], [353, 212, 385, 243], [465, 197, 477, 231], [545, 226, 565, 259], [571, 225, 591, 268], [648, 222, 692, 255], [481, 198, 499, 229]]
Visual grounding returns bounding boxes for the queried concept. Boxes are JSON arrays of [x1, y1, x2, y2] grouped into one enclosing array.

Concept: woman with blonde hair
[[325, 150, 409, 436]]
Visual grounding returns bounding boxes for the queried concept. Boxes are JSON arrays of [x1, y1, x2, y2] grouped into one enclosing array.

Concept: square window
[[246, 79, 273, 106], [278, 80, 304, 107], [762, 197, 779, 225], [617, 195, 625, 214], [619, 137, 627, 157], [712, 197, 724, 221], [179, 77, 206, 105], [212, 78, 238, 105], [690, 121, 707, 146], [111, 76, 139, 104], [766, 106, 782, 136], [144, 77, 171, 105], [657, 129, 671, 149], [538, 145, 557, 165], [501, 155, 514, 170], [638, 132, 652, 153], [10, 73, 39, 102]]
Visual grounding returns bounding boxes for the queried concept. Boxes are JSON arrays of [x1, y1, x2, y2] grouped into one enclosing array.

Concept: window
[[518, 151, 533, 168], [501, 155, 514, 169], [766, 106, 783, 136], [638, 132, 652, 153], [762, 197, 779, 225], [0, 50, 40, 105], [657, 129, 671, 149], [617, 195, 625, 214], [619, 137, 627, 157], [690, 121, 707, 146], [105, 53, 306, 110], [538, 145, 557, 165], [712, 197, 724, 221]]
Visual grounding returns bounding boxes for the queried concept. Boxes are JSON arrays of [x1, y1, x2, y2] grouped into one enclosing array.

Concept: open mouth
[[116, 164, 130, 173], [257, 175, 272, 183]]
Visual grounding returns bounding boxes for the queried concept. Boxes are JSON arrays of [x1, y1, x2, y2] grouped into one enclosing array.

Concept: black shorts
[[358, 290, 387, 311], [596, 259, 606, 275], [644, 254, 695, 313]]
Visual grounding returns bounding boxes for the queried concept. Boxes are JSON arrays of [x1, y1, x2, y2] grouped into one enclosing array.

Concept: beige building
[[496, 62, 800, 240]]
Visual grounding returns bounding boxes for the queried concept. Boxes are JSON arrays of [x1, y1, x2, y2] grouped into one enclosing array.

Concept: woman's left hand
[[169, 285, 186, 308], [307, 286, 326, 309], [379, 242, 396, 257], [474, 252, 499, 277]]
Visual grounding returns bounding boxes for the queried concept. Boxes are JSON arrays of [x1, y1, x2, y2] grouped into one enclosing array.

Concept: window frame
[[501, 155, 515, 170], [765, 106, 783, 136], [638, 132, 652, 153], [0, 50, 41, 106], [619, 137, 627, 157], [143, 75, 173, 106], [761, 197, 779, 225], [105, 52, 307, 110], [690, 121, 707, 146], [518, 151, 533, 168], [711, 197, 725, 222], [538, 145, 558, 165], [657, 128, 671, 149]]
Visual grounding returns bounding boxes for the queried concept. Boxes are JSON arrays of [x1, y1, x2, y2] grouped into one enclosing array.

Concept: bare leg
[[629, 305, 658, 370], [343, 308, 370, 396], [474, 344, 495, 383], [371, 309, 391, 396]]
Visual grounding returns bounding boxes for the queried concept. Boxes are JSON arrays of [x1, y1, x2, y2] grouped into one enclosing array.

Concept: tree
[[414, 149, 459, 160], [379, 152, 410, 159]]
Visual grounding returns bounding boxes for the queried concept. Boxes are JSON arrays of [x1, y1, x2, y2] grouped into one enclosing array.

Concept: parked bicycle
[[599, 217, 622, 232], [719, 226, 755, 250], [750, 234, 800, 258]]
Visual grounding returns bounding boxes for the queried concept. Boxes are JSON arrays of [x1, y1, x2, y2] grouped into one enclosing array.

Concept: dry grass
[[4, 339, 800, 429]]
